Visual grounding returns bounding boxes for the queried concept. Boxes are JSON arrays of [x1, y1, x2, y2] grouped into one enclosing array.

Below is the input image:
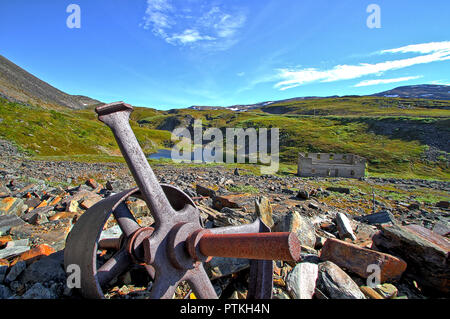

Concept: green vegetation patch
[[0, 98, 172, 157]]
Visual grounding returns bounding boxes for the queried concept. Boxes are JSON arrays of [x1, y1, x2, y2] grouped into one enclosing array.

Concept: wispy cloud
[[166, 29, 215, 45], [141, 0, 246, 50], [354, 76, 422, 87], [274, 41, 450, 90], [430, 80, 450, 86], [141, 0, 174, 38], [380, 41, 450, 55]]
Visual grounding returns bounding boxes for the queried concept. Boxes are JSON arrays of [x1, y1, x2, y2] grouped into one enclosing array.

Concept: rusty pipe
[[98, 237, 122, 250], [188, 231, 301, 262]]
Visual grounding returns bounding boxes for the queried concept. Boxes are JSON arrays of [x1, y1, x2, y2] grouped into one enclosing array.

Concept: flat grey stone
[[0, 198, 24, 216], [99, 225, 122, 240], [0, 284, 12, 299], [20, 256, 66, 285], [0, 264, 7, 284], [6, 239, 29, 247], [0, 214, 25, 235], [286, 262, 319, 299], [273, 211, 316, 248], [357, 211, 396, 225], [0, 243, 30, 259], [9, 280, 25, 293], [317, 261, 365, 299], [5, 260, 26, 283], [433, 222, 450, 237], [326, 187, 350, 194], [21, 206, 54, 225], [336, 212, 357, 241], [21, 283, 57, 299], [205, 257, 250, 280]]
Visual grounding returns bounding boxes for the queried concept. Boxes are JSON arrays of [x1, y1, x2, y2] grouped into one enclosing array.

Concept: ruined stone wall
[[297, 153, 366, 178]]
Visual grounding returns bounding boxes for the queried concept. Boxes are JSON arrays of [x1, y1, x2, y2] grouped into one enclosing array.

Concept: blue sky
[[0, 0, 449, 109]]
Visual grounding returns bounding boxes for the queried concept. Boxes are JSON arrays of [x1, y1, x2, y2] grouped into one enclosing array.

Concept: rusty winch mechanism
[[64, 102, 301, 299]]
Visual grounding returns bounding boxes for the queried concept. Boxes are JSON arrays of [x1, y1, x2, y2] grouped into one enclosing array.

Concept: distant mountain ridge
[[0, 55, 102, 109], [371, 84, 450, 100], [190, 85, 450, 111]]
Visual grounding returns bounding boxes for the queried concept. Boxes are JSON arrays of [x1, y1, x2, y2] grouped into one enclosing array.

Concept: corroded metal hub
[[126, 227, 154, 263]]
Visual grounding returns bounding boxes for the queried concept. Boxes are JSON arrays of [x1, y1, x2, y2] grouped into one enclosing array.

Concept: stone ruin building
[[297, 153, 366, 178]]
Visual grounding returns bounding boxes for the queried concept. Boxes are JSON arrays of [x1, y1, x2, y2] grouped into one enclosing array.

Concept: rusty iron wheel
[[64, 184, 201, 299], [64, 101, 300, 299]]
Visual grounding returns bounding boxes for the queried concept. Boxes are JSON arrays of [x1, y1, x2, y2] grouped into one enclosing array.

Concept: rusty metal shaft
[[196, 232, 301, 262], [95, 102, 175, 225]]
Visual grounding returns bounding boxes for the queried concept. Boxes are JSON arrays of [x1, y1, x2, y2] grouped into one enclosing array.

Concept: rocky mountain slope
[[190, 85, 449, 112], [372, 84, 450, 101], [0, 55, 102, 110]]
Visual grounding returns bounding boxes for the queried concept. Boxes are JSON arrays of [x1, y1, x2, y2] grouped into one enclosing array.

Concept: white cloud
[[141, 0, 246, 50], [430, 80, 450, 86], [141, 0, 174, 37], [380, 41, 450, 55], [166, 29, 215, 45], [354, 76, 422, 87], [274, 41, 450, 90]]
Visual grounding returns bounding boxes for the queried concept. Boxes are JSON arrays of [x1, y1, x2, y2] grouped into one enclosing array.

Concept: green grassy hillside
[[259, 96, 450, 117], [128, 97, 450, 180], [1, 96, 449, 180], [0, 98, 172, 158]]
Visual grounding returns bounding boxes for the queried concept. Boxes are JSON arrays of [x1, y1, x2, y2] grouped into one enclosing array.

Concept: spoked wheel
[[64, 184, 202, 299]]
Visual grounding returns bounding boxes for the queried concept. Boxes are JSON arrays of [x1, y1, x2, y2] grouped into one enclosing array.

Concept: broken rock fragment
[[273, 211, 316, 248], [213, 193, 255, 211], [0, 239, 30, 259], [0, 284, 12, 299], [0, 259, 9, 284], [79, 195, 102, 210], [20, 254, 66, 285], [21, 206, 53, 225], [359, 286, 384, 299], [21, 282, 57, 299], [320, 238, 407, 282], [356, 210, 396, 225], [335, 212, 357, 241], [9, 219, 72, 251], [255, 196, 274, 228], [374, 283, 398, 298], [372, 224, 450, 294], [205, 257, 250, 280], [316, 261, 365, 299], [295, 189, 309, 200], [13, 244, 55, 265], [0, 197, 24, 216], [5, 260, 26, 283], [195, 184, 217, 198], [326, 187, 350, 194], [286, 262, 319, 299]]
